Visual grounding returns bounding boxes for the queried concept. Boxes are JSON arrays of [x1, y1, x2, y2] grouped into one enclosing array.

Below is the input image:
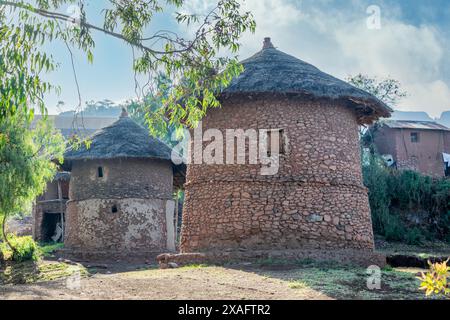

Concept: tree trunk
[[1, 213, 17, 254]]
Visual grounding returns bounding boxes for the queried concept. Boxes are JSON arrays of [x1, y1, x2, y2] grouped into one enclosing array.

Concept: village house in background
[[168, 38, 392, 267], [371, 120, 450, 177]]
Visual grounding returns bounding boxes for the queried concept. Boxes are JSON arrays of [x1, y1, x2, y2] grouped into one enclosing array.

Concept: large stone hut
[[178, 38, 392, 265], [62, 109, 181, 259]]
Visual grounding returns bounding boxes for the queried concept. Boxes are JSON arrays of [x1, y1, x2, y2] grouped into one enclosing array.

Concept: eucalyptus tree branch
[[0, 0, 208, 55]]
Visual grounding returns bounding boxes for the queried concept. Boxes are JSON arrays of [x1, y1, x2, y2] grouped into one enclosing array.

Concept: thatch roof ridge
[[63, 111, 173, 163], [222, 38, 392, 122]]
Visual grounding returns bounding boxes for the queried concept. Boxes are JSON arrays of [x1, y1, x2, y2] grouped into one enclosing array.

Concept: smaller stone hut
[[62, 109, 182, 259]]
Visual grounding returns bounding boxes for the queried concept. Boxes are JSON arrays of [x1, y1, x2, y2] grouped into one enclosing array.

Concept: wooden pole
[[57, 180, 64, 242], [174, 196, 179, 246]]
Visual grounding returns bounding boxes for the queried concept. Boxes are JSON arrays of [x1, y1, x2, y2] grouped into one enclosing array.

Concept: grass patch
[[0, 260, 88, 285], [0, 236, 39, 262], [38, 242, 64, 257], [284, 266, 430, 300], [288, 281, 308, 289]]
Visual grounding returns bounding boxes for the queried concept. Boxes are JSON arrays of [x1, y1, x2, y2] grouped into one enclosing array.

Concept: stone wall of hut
[[65, 158, 175, 256], [181, 95, 375, 255]]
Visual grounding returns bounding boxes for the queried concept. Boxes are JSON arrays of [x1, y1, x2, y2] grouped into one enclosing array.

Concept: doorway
[[41, 212, 64, 243]]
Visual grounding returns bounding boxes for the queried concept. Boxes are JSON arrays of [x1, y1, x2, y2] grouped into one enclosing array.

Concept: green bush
[[0, 236, 40, 262], [405, 227, 423, 245], [363, 150, 450, 244]]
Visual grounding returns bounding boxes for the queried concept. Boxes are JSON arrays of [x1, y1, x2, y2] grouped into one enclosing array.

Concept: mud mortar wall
[[181, 96, 375, 254]]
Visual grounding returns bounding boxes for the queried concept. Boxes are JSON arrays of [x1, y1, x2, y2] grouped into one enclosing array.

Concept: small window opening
[[98, 166, 104, 178], [411, 132, 420, 143], [267, 129, 286, 156], [111, 205, 118, 213]]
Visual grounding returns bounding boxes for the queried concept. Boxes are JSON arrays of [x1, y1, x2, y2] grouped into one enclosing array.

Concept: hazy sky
[[39, 0, 450, 118]]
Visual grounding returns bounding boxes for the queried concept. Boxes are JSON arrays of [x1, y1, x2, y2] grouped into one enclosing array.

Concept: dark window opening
[[267, 129, 286, 156], [445, 163, 450, 177], [41, 212, 64, 243], [111, 205, 118, 213], [98, 166, 104, 178], [411, 132, 420, 143]]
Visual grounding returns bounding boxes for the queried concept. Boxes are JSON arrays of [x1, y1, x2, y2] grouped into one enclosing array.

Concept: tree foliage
[[347, 73, 407, 108], [0, 0, 254, 249], [0, 0, 256, 130], [0, 111, 65, 249], [127, 73, 179, 145]]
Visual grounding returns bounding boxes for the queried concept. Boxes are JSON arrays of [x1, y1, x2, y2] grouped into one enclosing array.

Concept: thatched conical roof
[[222, 38, 392, 123], [63, 109, 173, 169]]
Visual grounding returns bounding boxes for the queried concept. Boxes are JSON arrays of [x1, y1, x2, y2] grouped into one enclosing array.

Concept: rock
[[159, 263, 169, 269], [308, 214, 323, 222], [168, 262, 179, 269]]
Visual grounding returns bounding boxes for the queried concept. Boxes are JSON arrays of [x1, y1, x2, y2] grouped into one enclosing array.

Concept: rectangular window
[[98, 167, 104, 178], [266, 129, 286, 156], [410, 132, 420, 143]]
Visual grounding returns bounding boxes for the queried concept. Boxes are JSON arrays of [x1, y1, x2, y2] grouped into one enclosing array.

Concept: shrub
[[405, 227, 423, 245], [0, 236, 40, 262], [418, 260, 450, 297], [362, 149, 450, 243]]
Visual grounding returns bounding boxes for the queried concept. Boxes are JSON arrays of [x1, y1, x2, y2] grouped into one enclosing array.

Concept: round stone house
[[179, 38, 392, 265], [62, 110, 178, 259]]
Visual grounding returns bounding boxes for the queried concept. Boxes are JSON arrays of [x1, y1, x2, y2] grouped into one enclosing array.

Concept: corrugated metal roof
[[382, 120, 450, 131]]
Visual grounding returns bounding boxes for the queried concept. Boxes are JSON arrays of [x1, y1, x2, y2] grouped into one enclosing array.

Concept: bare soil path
[[1, 265, 329, 300], [1, 259, 430, 300]]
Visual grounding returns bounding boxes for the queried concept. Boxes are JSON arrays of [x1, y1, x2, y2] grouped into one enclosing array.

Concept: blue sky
[[40, 0, 450, 117]]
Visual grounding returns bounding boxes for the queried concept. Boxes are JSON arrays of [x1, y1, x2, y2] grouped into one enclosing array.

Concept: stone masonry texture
[[180, 95, 377, 259]]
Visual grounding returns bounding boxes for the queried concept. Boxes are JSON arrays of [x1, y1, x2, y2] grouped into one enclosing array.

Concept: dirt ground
[[0, 260, 431, 300]]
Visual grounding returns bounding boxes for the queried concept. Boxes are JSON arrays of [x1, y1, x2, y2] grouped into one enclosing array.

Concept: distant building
[[371, 120, 450, 177], [31, 115, 117, 138]]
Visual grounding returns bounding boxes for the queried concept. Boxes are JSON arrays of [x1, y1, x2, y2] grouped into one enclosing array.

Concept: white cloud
[[399, 81, 450, 118], [181, 0, 450, 117]]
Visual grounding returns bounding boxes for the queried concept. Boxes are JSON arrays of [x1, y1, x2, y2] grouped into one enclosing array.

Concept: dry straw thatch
[[222, 38, 392, 123], [63, 110, 172, 168]]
